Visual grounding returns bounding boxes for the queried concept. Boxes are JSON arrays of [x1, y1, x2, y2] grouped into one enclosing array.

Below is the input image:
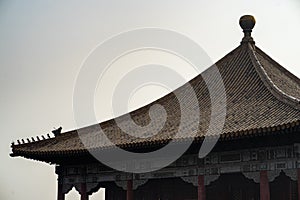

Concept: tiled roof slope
[[11, 43, 300, 160]]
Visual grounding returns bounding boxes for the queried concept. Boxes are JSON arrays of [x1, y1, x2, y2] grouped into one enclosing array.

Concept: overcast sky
[[1, 1, 300, 200]]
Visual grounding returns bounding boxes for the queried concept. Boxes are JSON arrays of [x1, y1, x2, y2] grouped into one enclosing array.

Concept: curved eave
[[10, 119, 300, 164]]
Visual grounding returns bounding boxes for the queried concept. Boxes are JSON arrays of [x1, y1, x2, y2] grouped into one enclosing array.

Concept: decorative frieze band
[[57, 144, 300, 189], [61, 168, 298, 194]]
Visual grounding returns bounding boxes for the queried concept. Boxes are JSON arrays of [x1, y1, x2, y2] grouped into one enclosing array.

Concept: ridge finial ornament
[[239, 15, 256, 44]]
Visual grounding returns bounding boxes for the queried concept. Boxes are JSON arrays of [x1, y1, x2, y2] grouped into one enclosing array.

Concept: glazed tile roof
[[10, 18, 300, 162]]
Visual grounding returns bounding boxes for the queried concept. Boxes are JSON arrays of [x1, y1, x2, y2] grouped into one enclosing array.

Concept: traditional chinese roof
[[10, 15, 300, 163]]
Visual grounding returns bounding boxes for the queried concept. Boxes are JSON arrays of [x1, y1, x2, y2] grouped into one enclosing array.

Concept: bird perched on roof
[[52, 127, 62, 137]]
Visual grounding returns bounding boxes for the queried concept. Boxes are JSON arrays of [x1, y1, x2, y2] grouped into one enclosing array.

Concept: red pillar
[[260, 170, 270, 200], [198, 175, 206, 200], [80, 182, 89, 200], [57, 183, 65, 200], [127, 179, 133, 200]]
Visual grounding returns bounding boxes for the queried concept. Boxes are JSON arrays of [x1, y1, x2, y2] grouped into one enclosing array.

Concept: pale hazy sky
[[1, 1, 300, 200]]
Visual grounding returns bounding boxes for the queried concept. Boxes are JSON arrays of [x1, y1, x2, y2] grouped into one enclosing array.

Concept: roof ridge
[[255, 47, 300, 86], [246, 43, 300, 110], [11, 133, 54, 147]]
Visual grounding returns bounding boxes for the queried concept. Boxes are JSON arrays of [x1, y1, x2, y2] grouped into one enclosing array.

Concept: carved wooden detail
[[283, 169, 297, 181], [205, 174, 220, 185], [243, 170, 284, 183], [87, 183, 100, 194], [267, 170, 281, 182], [115, 179, 148, 190], [133, 179, 148, 190], [74, 184, 81, 194], [115, 181, 127, 190], [62, 184, 73, 194], [181, 176, 198, 187], [181, 174, 220, 186], [243, 171, 260, 183]]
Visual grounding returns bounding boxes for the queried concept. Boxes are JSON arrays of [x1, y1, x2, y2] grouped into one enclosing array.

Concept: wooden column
[[297, 169, 300, 200], [198, 175, 206, 200], [57, 183, 65, 200], [80, 182, 89, 200], [56, 166, 65, 200], [260, 170, 270, 200], [127, 179, 133, 200], [105, 188, 110, 200]]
